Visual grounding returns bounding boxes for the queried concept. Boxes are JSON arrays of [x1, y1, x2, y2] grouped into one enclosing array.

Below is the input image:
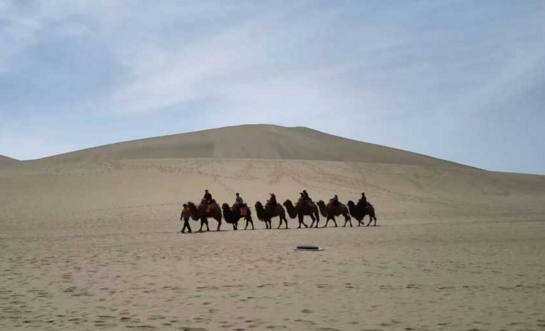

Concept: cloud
[[0, 0, 544, 173]]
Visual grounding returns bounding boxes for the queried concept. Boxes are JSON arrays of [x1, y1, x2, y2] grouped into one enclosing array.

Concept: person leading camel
[[180, 204, 192, 233]]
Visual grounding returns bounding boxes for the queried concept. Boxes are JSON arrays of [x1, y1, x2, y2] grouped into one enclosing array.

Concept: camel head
[[187, 201, 197, 211], [221, 203, 231, 213], [185, 202, 201, 220], [316, 200, 329, 217], [254, 201, 265, 220], [282, 199, 298, 219], [347, 200, 355, 208]]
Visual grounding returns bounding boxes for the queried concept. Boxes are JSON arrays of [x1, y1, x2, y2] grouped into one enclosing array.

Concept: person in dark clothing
[[203, 189, 212, 204], [330, 193, 340, 207], [301, 189, 311, 201], [235, 193, 246, 215], [268, 193, 277, 209], [180, 204, 192, 233], [358, 192, 367, 208], [235, 193, 244, 206]]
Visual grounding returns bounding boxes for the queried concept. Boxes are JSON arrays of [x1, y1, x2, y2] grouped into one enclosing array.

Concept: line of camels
[[180, 197, 378, 233]]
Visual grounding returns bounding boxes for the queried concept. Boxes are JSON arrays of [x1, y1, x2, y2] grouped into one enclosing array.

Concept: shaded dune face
[[0, 155, 19, 166], [26, 125, 471, 168]]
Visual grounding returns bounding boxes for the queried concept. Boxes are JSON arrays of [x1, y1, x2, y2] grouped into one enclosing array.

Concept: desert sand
[[1, 125, 545, 331]]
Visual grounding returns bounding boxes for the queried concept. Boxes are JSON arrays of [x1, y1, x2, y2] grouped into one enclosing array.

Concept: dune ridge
[[27, 125, 471, 168]]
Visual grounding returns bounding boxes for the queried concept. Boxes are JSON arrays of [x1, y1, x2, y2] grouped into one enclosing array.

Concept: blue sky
[[0, 0, 544, 174]]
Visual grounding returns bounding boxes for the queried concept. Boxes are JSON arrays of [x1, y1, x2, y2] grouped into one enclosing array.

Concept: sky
[[0, 0, 544, 174]]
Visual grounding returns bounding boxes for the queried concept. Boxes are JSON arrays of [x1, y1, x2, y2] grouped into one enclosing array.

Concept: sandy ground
[[1, 158, 545, 330]]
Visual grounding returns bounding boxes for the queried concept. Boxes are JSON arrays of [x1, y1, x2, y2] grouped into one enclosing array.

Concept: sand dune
[[28, 125, 470, 168], [0, 155, 18, 166], [1, 126, 544, 331]]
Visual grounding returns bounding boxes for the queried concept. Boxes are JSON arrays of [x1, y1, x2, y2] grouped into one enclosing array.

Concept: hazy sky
[[1, 0, 544, 174]]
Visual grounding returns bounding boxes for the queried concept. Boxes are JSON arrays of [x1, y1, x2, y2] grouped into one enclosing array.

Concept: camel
[[316, 200, 352, 228], [347, 201, 378, 226], [221, 203, 254, 230], [186, 200, 223, 232], [255, 201, 289, 229], [283, 199, 321, 228]]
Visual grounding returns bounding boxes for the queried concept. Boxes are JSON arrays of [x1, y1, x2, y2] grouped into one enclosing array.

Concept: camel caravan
[[179, 189, 378, 233]]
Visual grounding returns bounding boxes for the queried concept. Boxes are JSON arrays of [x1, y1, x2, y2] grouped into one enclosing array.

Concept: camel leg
[[216, 219, 221, 231], [300, 215, 308, 228], [324, 216, 337, 228], [367, 214, 374, 226], [309, 215, 317, 228], [283, 216, 289, 229], [201, 218, 210, 232], [198, 220, 204, 232], [277, 217, 282, 229], [345, 214, 352, 227]]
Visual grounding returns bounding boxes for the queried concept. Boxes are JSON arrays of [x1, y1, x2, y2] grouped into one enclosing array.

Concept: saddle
[[234, 203, 248, 216], [357, 201, 372, 212], [200, 199, 216, 216], [296, 198, 313, 209], [265, 200, 277, 210]]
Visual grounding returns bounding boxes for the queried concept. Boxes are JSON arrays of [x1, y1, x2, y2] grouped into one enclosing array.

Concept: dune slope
[[0, 155, 18, 166], [32, 125, 470, 168]]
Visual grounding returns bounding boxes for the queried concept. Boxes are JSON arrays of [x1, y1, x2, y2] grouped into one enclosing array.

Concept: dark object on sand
[[296, 245, 324, 251]]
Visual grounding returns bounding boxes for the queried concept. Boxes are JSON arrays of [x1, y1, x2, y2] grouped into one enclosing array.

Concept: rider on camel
[[235, 193, 246, 215], [203, 189, 212, 204], [301, 189, 311, 201], [358, 192, 367, 209], [330, 193, 340, 207], [235, 193, 244, 206], [268, 193, 277, 209]]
